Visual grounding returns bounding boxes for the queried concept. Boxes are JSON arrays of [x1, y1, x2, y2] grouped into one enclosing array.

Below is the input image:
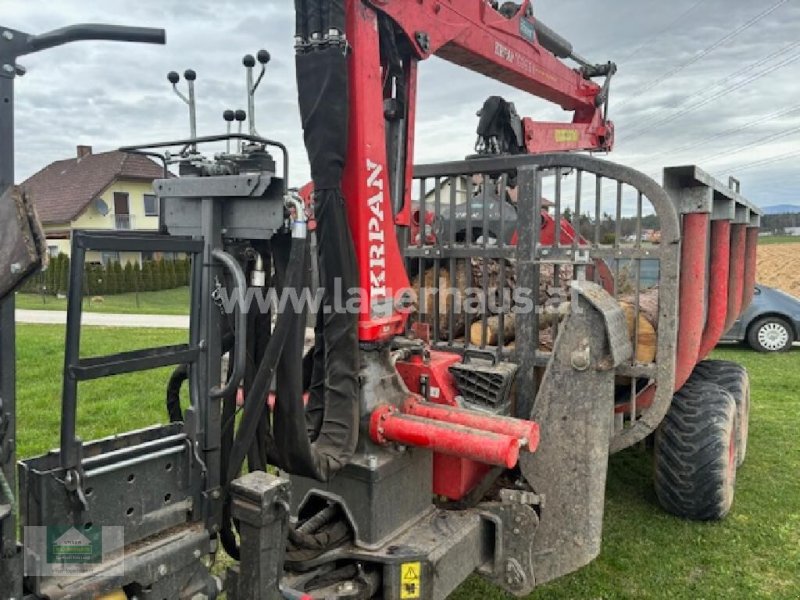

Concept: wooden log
[[469, 314, 515, 346], [619, 301, 657, 363]]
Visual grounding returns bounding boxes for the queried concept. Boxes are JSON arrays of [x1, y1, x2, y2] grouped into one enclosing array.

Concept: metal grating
[[408, 154, 681, 451]]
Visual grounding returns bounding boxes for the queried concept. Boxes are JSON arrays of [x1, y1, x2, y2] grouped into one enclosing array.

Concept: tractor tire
[[654, 379, 737, 521], [692, 360, 750, 466], [746, 315, 794, 352]]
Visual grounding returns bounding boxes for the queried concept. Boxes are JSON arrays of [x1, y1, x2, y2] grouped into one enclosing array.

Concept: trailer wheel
[[654, 379, 737, 521], [692, 360, 750, 466], [747, 315, 794, 352]]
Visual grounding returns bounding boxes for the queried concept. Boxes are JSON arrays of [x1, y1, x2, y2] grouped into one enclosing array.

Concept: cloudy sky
[[4, 0, 800, 207]]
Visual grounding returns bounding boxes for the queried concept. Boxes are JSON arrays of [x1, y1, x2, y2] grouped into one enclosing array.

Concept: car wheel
[[747, 316, 794, 352]]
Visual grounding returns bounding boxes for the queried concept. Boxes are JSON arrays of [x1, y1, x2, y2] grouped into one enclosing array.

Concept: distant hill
[[762, 204, 800, 215]]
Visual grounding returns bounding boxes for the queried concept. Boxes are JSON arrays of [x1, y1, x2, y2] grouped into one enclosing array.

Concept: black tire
[[654, 379, 737, 521], [692, 360, 750, 467], [746, 315, 794, 352]]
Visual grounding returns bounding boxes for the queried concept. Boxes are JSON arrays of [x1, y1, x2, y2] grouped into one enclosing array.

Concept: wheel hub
[[758, 322, 789, 351]]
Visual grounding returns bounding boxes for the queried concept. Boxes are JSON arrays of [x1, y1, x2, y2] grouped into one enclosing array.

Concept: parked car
[[721, 284, 800, 352]]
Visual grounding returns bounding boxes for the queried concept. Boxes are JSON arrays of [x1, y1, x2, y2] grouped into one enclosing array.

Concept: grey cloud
[[5, 0, 800, 205]]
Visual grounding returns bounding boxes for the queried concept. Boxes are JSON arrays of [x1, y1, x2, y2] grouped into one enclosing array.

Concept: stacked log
[[412, 259, 660, 363]]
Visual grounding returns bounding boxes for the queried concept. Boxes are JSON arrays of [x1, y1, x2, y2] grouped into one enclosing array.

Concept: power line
[[638, 102, 800, 161], [615, 0, 791, 110], [616, 0, 712, 64], [618, 40, 800, 143], [699, 123, 800, 165], [714, 148, 800, 175]]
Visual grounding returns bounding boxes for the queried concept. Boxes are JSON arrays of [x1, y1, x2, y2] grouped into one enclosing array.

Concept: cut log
[[469, 314, 515, 346]]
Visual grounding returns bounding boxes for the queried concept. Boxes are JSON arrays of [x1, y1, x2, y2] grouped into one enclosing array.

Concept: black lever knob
[[223, 109, 235, 122], [242, 54, 256, 68], [257, 50, 271, 65], [167, 71, 180, 84], [184, 69, 197, 81], [234, 110, 247, 122]]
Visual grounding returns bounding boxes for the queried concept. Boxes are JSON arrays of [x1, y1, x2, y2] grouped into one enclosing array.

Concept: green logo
[[520, 19, 536, 43], [46, 526, 102, 565]]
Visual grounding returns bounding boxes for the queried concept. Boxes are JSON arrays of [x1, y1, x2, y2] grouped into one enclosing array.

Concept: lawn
[[758, 235, 800, 245], [14, 287, 190, 316], [13, 326, 800, 598]]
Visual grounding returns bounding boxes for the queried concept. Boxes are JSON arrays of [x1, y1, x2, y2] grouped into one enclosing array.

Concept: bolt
[[211, 489, 221, 500], [366, 455, 378, 468], [2, 31, 13, 40], [9, 263, 22, 274], [193, 549, 202, 559], [513, 528, 520, 535], [157, 563, 168, 577], [2, 64, 14, 74]]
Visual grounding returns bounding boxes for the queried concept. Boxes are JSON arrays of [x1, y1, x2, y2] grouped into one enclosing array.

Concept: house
[[22, 145, 167, 265]]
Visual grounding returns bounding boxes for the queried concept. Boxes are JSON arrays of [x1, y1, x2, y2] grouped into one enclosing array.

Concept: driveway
[[16, 310, 189, 329]]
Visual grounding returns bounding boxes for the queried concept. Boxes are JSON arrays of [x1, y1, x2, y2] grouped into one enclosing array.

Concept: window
[[101, 251, 120, 266], [48, 245, 59, 258], [144, 194, 159, 217], [114, 192, 131, 230]]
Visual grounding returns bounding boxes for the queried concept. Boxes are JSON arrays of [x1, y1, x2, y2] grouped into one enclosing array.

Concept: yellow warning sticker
[[554, 129, 580, 143], [400, 561, 421, 599]]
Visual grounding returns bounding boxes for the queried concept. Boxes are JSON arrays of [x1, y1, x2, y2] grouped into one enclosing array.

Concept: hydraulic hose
[[225, 220, 308, 485]]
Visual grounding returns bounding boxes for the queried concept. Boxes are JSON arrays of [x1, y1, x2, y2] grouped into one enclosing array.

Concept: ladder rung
[[69, 344, 200, 381]]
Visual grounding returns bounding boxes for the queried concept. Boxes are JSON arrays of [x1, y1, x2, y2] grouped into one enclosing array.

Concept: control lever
[[242, 50, 271, 137], [234, 109, 247, 152], [167, 68, 198, 150], [223, 109, 235, 153]]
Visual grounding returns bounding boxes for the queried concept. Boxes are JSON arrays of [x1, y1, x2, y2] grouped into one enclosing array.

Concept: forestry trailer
[[0, 1, 761, 598]]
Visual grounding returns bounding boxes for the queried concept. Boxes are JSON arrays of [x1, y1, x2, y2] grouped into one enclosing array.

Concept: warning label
[[400, 561, 421, 599]]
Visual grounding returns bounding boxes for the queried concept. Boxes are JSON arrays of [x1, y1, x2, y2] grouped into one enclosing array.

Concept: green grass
[[453, 346, 800, 600], [758, 235, 800, 245], [16, 324, 187, 458], [13, 329, 800, 598], [14, 287, 190, 316]]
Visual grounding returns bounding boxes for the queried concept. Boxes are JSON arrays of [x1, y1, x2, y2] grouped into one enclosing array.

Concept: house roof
[[21, 150, 165, 224]]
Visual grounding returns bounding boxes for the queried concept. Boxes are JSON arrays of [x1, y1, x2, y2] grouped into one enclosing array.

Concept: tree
[[133, 261, 142, 293], [123, 262, 135, 293]]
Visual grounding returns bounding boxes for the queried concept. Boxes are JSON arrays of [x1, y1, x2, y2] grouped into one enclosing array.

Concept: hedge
[[20, 254, 191, 296]]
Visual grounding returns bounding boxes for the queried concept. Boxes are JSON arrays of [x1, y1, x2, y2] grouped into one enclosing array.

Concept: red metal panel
[[698, 220, 731, 360], [742, 227, 758, 310], [370, 405, 520, 468], [394, 351, 461, 407], [343, 0, 412, 342], [725, 224, 746, 332], [674, 213, 709, 390], [433, 454, 491, 500]]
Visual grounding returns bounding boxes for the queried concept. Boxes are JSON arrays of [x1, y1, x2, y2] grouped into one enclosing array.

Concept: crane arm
[[371, 0, 616, 153]]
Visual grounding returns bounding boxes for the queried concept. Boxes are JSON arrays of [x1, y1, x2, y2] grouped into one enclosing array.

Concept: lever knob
[[167, 71, 180, 84], [257, 50, 271, 65], [184, 69, 197, 81], [242, 54, 256, 68], [234, 110, 247, 122], [223, 109, 235, 122]]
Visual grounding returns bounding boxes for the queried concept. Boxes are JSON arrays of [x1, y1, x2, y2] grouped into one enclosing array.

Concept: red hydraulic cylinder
[[674, 213, 709, 391], [725, 224, 746, 332], [370, 405, 520, 468], [698, 220, 731, 360], [742, 227, 758, 310], [402, 398, 540, 452]]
